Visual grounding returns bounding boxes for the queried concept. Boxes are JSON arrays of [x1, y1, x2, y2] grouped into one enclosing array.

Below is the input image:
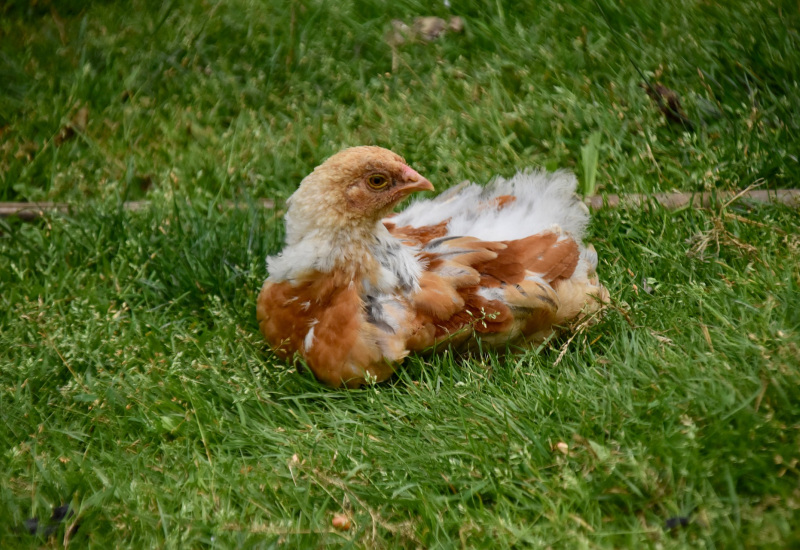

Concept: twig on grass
[[552, 304, 609, 367], [721, 179, 765, 210], [311, 469, 421, 545], [0, 199, 275, 220], [552, 326, 587, 368], [687, 181, 772, 262], [581, 189, 800, 210], [1, 190, 797, 221]]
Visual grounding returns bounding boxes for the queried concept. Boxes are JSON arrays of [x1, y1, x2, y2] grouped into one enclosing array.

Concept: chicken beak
[[397, 165, 435, 196], [399, 178, 435, 194]]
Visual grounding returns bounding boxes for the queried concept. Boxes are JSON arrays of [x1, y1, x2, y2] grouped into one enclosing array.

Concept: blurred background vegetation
[[2, 0, 798, 204]]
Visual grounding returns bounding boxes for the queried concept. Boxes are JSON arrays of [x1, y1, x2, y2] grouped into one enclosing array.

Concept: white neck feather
[[267, 220, 422, 294]]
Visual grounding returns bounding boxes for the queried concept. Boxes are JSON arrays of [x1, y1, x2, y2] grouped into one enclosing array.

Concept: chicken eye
[[367, 174, 389, 189]]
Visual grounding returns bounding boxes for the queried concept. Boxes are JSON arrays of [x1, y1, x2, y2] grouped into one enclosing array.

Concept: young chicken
[[257, 146, 608, 388]]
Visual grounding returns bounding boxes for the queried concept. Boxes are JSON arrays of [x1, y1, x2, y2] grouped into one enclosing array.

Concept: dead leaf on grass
[[387, 16, 465, 47], [15, 141, 39, 161], [642, 83, 694, 131], [55, 106, 89, 146]]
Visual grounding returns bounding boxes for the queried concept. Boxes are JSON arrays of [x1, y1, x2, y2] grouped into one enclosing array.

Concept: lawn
[[1, 0, 799, 547]]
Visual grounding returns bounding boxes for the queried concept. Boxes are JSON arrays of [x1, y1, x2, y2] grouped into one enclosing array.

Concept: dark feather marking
[[365, 295, 396, 334], [428, 249, 469, 260], [374, 238, 416, 291], [424, 235, 462, 248], [537, 294, 557, 308], [536, 282, 551, 294]]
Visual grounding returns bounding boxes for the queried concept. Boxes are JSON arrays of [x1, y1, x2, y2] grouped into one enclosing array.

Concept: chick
[[257, 147, 607, 387]]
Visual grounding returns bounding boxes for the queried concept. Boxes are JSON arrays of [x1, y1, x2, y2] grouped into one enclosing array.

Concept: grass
[[1, 0, 799, 547]]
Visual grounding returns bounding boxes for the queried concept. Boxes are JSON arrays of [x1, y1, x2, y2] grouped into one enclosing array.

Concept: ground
[[1, 0, 799, 547]]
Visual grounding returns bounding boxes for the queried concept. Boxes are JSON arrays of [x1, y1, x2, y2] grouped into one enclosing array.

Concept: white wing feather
[[390, 170, 589, 242]]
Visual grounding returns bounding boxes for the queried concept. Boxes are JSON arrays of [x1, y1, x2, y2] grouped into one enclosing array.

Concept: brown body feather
[[257, 273, 397, 388], [258, 227, 605, 386]]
